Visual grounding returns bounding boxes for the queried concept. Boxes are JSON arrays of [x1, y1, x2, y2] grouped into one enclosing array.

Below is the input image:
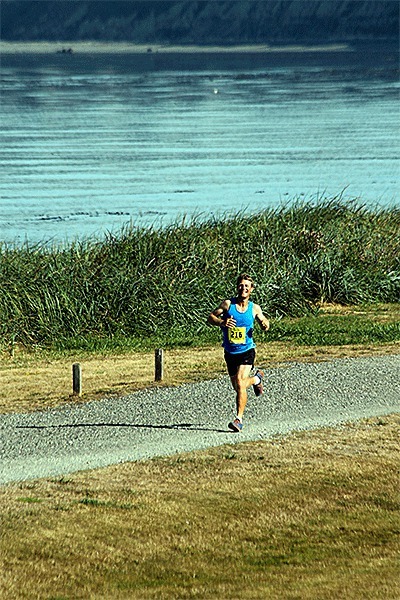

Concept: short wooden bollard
[[72, 363, 82, 396], [155, 348, 164, 381]]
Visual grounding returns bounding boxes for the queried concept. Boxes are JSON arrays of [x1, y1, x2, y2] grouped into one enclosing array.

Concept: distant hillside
[[1, 0, 398, 44]]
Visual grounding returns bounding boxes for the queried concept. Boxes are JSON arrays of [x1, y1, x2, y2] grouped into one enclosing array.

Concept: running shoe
[[228, 418, 243, 432], [253, 369, 264, 397]]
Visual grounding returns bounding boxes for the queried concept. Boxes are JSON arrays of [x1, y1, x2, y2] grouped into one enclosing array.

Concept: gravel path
[[1, 355, 399, 485]]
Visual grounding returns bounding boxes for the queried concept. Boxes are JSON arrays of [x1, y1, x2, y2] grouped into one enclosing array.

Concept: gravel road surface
[[1, 355, 399, 485]]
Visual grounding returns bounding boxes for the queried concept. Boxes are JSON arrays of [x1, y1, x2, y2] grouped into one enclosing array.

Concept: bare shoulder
[[252, 303, 263, 317], [218, 298, 231, 313], [210, 298, 231, 317]]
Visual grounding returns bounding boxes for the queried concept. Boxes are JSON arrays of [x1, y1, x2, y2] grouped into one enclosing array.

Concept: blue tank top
[[222, 298, 255, 354]]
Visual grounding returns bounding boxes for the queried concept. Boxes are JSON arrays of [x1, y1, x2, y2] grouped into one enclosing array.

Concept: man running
[[207, 273, 270, 432]]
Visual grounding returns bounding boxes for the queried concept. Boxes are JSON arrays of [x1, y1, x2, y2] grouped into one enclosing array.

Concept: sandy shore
[[0, 41, 351, 55]]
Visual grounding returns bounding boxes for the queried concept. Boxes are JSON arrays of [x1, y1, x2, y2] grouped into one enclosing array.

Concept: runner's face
[[237, 279, 253, 299]]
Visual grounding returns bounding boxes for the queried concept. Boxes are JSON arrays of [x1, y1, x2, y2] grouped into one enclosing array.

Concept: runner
[[207, 273, 270, 432]]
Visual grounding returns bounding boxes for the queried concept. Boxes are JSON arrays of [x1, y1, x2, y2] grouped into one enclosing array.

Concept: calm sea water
[[1, 45, 399, 245]]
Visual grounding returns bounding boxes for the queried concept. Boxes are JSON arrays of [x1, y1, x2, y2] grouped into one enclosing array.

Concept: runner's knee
[[236, 376, 247, 391]]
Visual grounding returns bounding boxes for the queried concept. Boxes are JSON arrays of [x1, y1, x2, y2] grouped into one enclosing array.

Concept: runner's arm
[[254, 304, 270, 331], [207, 299, 232, 327]]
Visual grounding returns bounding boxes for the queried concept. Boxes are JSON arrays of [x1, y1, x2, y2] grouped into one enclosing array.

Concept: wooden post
[[155, 348, 164, 381], [72, 363, 82, 396]]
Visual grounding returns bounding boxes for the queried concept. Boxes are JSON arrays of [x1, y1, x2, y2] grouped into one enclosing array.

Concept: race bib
[[228, 326, 246, 344]]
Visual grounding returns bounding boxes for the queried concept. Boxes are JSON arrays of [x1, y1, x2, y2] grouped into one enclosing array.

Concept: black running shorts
[[224, 348, 255, 377]]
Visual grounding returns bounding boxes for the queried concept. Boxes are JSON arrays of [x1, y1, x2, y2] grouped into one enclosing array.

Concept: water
[[1, 45, 399, 245]]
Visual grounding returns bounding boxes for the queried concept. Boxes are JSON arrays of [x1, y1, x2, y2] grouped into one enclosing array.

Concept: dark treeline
[[1, 1, 398, 43], [0, 200, 399, 349]]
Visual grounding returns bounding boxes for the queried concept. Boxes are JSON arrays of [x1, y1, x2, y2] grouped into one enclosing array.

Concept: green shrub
[[0, 199, 399, 347]]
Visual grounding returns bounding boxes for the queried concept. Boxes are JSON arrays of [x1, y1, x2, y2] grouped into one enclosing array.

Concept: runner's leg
[[235, 364, 255, 419]]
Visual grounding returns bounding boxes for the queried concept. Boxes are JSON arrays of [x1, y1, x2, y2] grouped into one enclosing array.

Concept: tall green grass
[[1, 199, 399, 348]]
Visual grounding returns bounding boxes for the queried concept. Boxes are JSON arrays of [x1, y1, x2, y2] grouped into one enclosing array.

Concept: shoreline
[[0, 41, 352, 55]]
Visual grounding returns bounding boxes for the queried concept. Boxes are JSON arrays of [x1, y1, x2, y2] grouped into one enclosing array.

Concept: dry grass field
[[1, 414, 398, 599], [0, 303, 398, 598]]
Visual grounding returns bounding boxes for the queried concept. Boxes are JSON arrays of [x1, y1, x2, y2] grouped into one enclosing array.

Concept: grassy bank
[[1, 200, 399, 598], [1, 414, 398, 599], [0, 200, 399, 352]]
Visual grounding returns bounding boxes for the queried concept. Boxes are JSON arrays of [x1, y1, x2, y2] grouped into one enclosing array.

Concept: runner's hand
[[224, 316, 236, 328]]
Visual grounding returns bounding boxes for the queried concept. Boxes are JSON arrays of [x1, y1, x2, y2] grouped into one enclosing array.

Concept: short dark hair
[[236, 273, 255, 288]]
